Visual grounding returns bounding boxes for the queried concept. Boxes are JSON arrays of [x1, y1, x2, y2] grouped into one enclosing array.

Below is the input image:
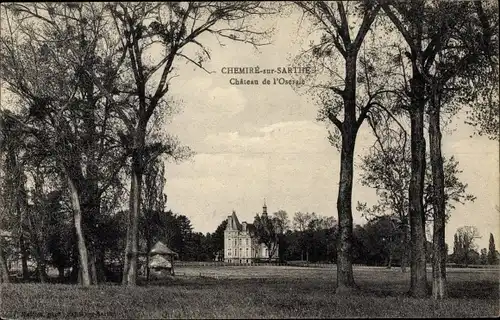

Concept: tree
[[102, 2, 274, 286], [0, 133, 10, 282], [1, 3, 132, 286], [488, 233, 498, 265], [253, 213, 279, 262], [382, 0, 498, 298], [210, 220, 228, 261], [0, 120, 9, 283], [423, 0, 498, 299], [480, 248, 488, 265], [358, 130, 475, 273], [306, 214, 337, 263], [273, 210, 290, 234], [294, 0, 381, 293], [381, 0, 438, 297], [464, 1, 499, 140], [292, 212, 314, 261], [272, 210, 289, 261], [0, 112, 30, 281], [361, 216, 403, 268], [454, 226, 481, 267]]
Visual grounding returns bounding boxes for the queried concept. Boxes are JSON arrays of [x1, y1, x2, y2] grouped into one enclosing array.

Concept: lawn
[[0, 266, 498, 319]]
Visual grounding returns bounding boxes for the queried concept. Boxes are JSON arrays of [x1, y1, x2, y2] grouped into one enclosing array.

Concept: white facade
[[223, 205, 279, 263]]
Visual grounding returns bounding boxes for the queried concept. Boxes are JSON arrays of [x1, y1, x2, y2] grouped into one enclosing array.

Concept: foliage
[[358, 129, 476, 224], [253, 213, 280, 261], [283, 212, 336, 262], [488, 233, 499, 265], [452, 226, 481, 266], [209, 220, 228, 260]]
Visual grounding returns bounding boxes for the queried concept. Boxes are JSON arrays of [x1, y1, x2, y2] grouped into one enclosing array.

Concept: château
[[224, 203, 279, 263]]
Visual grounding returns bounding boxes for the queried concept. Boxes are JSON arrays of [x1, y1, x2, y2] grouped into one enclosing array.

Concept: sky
[[158, 7, 499, 251]]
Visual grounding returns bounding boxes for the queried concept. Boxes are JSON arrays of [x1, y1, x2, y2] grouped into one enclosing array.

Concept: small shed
[[149, 241, 178, 278]]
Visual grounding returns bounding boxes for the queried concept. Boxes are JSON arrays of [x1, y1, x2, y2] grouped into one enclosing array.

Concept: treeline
[[248, 212, 500, 268]]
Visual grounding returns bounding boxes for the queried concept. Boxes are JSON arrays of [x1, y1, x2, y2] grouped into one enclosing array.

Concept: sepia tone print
[[0, 1, 498, 319]]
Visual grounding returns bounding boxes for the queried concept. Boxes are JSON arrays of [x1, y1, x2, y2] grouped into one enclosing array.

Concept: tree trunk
[[14, 167, 29, 280], [336, 128, 357, 293], [58, 266, 65, 281], [122, 211, 131, 284], [335, 54, 359, 294], [408, 97, 428, 297], [96, 249, 106, 283], [90, 254, 98, 285], [33, 248, 47, 283], [70, 232, 79, 283], [0, 239, 10, 283], [429, 95, 447, 299], [146, 254, 150, 282], [20, 234, 29, 280], [123, 155, 142, 286], [70, 260, 79, 283], [67, 176, 91, 286]]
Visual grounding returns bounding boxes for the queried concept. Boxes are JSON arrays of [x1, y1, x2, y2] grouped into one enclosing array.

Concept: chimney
[[263, 199, 267, 216]]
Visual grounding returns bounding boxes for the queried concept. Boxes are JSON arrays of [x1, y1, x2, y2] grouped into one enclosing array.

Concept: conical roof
[[150, 241, 178, 256]]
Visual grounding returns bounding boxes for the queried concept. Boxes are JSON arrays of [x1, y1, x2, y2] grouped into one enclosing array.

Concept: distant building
[[224, 203, 279, 263]]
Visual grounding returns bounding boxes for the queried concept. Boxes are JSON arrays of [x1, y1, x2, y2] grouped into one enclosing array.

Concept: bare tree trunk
[[20, 234, 29, 280], [335, 51, 361, 294], [429, 101, 446, 299], [58, 266, 65, 281], [408, 100, 428, 297], [124, 158, 142, 286], [90, 254, 98, 285], [336, 126, 357, 293], [70, 226, 79, 283], [67, 176, 91, 286], [96, 249, 106, 283], [146, 254, 150, 282], [0, 239, 10, 283], [122, 209, 131, 284], [123, 126, 147, 286]]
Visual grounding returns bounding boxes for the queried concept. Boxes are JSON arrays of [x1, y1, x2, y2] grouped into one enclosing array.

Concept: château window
[[239, 238, 242, 245], [246, 239, 248, 246], [246, 248, 249, 256]]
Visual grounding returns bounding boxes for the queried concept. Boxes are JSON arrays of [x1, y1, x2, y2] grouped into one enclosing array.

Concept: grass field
[[1, 265, 498, 319]]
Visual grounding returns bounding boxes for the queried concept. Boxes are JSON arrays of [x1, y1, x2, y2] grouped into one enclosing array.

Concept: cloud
[[202, 120, 331, 155]]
